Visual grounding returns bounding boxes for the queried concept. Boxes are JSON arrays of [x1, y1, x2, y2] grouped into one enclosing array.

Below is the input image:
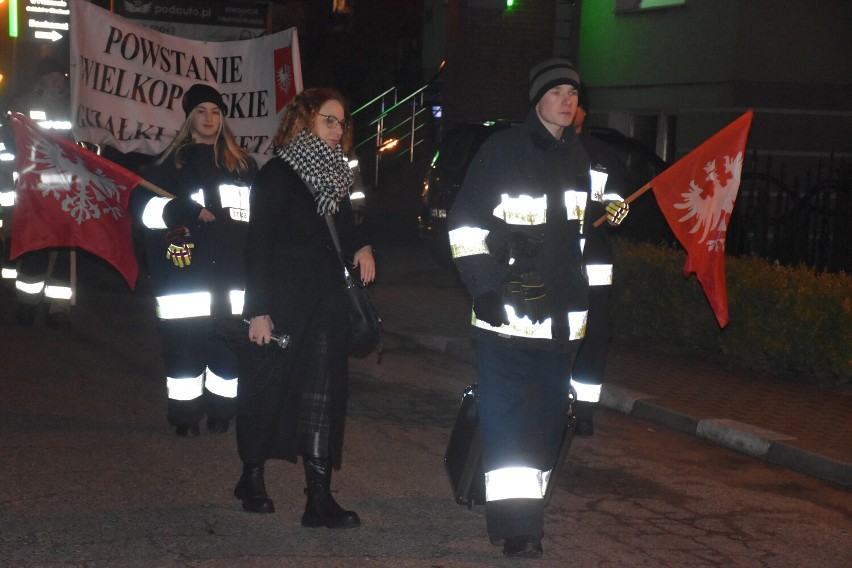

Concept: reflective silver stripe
[[142, 196, 171, 229], [473, 307, 554, 340], [0, 190, 15, 207], [37, 120, 72, 131], [2, 267, 18, 279], [220, 183, 250, 223], [156, 292, 211, 319], [448, 226, 490, 259], [590, 169, 609, 202], [167, 374, 204, 401], [492, 193, 548, 225], [586, 264, 613, 287], [571, 378, 601, 403], [568, 310, 588, 341], [579, 237, 585, 253], [29, 110, 47, 120], [564, 190, 587, 222], [485, 467, 550, 501], [230, 290, 245, 315], [191, 189, 205, 207], [44, 285, 73, 300], [205, 367, 237, 399], [603, 192, 624, 202], [16, 279, 44, 295], [472, 308, 588, 341]]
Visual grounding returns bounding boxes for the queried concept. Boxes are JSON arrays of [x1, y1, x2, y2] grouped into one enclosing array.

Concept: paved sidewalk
[[369, 243, 852, 490]]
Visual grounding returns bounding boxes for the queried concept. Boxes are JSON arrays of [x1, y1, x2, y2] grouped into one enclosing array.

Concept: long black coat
[[238, 157, 368, 468]]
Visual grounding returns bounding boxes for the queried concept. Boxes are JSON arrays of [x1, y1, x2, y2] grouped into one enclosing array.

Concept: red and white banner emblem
[[651, 110, 754, 328], [9, 112, 142, 289]]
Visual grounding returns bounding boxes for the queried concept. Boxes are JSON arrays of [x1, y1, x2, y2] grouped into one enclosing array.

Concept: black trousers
[[476, 336, 573, 540], [159, 316, 239, 426]]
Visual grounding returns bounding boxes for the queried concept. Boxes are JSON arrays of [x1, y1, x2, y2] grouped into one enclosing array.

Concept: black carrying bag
[[345, 268, 383, 358], [302, 178, 383, 359], [444, 383, 577, 508]]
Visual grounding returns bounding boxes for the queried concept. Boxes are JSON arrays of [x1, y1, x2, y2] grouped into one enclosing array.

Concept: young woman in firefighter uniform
[[237, 88, 374, 528], [572, 90, 631, 435], [447, 58, 592, 559], [131, 84, 257, 437]]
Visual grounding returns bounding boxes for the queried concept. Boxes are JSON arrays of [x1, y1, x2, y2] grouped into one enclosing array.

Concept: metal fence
[[727, 152, 851, 273]]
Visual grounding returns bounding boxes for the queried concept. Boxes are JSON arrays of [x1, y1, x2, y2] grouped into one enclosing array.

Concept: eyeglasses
[[317, 113, 351, 131]]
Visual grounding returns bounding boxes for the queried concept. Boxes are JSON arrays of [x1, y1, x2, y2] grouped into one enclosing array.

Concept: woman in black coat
[[236, 88, 375, 529]]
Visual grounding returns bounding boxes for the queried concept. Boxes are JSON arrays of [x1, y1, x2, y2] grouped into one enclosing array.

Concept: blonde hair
[[273, 87, 352, 154], [156, 108, 253, 173]]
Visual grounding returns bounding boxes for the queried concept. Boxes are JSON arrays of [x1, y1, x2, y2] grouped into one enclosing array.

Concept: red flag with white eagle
[[9, 112, 142, 289], [651, 110, 754, 328]]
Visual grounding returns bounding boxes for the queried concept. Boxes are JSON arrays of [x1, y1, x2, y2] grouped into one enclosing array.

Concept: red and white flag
[[9, 112, 142, 289], [651, 110, 754, 328]]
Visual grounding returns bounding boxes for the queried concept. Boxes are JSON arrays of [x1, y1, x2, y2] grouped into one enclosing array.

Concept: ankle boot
[[301, 456, 360, 529], [234, 463, 275, 514]]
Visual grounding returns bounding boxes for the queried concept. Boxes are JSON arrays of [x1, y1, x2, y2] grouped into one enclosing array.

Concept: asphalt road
[[1, 242, 850, 567]]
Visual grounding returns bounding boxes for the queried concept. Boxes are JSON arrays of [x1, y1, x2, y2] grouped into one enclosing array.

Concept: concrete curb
[[385, 328, 852, 489], [602, 384, 852, 489]]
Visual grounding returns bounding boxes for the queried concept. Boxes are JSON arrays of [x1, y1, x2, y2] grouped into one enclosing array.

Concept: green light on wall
[[506, 0, 515, 7], [9, 0, 19, 38]]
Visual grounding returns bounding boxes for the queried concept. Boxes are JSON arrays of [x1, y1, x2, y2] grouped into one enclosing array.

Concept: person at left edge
[[130, 83, 258, 437]]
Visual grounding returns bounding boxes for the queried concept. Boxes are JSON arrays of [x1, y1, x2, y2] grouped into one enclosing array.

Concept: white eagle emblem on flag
[[673, 152, 743, 252], [20, 128, 132, 226]]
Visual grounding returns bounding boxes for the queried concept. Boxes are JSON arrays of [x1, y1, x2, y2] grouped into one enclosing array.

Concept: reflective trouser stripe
[[16, 279, 45, 296], [571, 378, 601, 403], [205, 367, 237, 399], [485, 467, 552, 501], [167, 374, 204, 401], [586, 264, 613, 287], [2, 267, 17, 279], [44, 284, 73, 300]]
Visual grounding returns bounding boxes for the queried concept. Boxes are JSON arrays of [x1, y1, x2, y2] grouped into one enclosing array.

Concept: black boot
[[301, 456, 360, 529], [574, 401, 596, 436], [234, 463, 275, 514]]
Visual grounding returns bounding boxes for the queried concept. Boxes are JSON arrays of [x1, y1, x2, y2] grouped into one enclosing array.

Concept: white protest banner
[[69, 0, 301, 161]]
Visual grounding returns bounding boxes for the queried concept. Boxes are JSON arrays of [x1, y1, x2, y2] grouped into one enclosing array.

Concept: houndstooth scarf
[[276, 128, 354, 215]]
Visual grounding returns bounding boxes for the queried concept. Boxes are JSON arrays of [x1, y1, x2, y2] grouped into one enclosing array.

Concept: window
[[616, 0, 685, 12]]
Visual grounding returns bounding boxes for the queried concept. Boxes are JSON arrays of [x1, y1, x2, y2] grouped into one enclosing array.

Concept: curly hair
[[273, 87, 352, 154]]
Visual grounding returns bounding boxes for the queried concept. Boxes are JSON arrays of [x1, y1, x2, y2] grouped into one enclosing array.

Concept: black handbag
[[444, 383, 577, 508], [304, 179, 383, 359]]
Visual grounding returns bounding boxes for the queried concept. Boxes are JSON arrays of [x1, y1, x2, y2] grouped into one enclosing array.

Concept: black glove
[[473, 291, 509, 327], [509, 231, 544, 259], [504, 271, 548, 323]]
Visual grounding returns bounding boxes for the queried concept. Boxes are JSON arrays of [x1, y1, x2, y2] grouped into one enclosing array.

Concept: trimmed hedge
[[610, 239, 852, 384]]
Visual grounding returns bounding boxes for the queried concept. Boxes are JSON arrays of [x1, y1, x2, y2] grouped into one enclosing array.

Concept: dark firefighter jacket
[[447, 109, 592, 353]]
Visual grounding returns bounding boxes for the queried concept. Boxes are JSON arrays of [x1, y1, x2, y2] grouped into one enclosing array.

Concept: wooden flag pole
[[137, 178, 177, 200], [592, 181, 654, 228]]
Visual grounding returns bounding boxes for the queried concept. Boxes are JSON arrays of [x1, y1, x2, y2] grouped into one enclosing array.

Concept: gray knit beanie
[[528, 58, 580, 105]]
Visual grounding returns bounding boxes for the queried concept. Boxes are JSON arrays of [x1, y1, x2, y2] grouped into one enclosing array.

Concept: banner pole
[[137, 178, 176, 200]]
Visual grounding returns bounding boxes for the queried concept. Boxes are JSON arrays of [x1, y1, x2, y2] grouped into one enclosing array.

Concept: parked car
[[418, 121, 670, 265]]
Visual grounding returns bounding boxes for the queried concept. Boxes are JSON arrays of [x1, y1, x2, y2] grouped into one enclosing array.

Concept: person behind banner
[[447, 58, 592, 559], [236, 88, 374, 528], [5, 56, 75, 328], [570, 83, 630, 436], [130, 84, 258, 437]]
